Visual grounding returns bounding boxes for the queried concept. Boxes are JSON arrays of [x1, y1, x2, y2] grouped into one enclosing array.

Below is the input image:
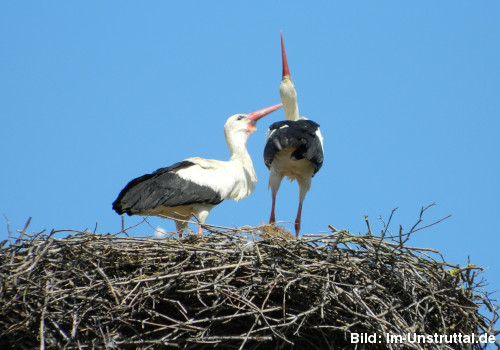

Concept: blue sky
[[1, 1, 499, 320]]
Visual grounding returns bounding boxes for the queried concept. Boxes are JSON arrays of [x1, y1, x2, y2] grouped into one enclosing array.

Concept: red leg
[[269, 192, 277, 224], [294, 200, 303, 238], [197, 224, 203, 236]]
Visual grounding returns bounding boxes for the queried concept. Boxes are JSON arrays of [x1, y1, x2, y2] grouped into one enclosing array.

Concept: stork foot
[[197, 224, 203, 236], [269, 209, 276, 225], [294, 221, 301, 238]]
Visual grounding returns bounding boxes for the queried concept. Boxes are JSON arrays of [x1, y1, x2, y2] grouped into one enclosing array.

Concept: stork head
[[279, 32, 299, 121], [224, 103, 282, 145]]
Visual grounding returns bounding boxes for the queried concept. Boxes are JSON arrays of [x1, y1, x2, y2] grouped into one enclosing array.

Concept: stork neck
[[283, 98, 300, 121], [230, 150, 254, 174], [280, 77, 299, 121], [226, 135, 256, 178], [228, 140, 252, 163], [224, 131, 247, 158]]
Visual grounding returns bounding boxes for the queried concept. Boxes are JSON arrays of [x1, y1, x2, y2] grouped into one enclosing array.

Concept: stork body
[[113, 103, 282, 236], [264, 33, 324, 237]]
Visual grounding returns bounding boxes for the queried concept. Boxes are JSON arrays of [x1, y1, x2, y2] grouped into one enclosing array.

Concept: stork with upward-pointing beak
[[113, 103, 282, 236], [264, 33, 324, 237]]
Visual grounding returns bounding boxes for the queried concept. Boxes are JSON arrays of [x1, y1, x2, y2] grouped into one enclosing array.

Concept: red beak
[[281, 31, 290, 77], [247, 103, 283, 123]]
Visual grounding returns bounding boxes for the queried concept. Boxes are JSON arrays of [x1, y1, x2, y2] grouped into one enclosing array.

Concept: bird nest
[[0, 215, 498, 350]]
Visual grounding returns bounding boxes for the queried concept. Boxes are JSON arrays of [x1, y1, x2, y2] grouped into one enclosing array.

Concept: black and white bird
[[113, 103, 282, 236], [264, 33, 324, 237]]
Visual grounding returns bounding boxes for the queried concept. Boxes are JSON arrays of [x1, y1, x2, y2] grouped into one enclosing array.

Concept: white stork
[[264, 33, 324, 237], [113, 103, 282, 236]]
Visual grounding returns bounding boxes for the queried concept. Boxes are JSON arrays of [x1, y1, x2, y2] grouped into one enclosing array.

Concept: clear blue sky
[[1, 1, 499, 314]]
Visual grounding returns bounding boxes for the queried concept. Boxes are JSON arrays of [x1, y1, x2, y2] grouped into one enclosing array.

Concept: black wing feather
[[112, 160, 223, 215], [264, 120, 323, 174]]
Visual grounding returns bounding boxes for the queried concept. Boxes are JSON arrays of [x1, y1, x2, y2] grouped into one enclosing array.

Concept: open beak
[[247, 103, 283, 126], [281, 31, 290, 78], [246, 103, 282, 132]]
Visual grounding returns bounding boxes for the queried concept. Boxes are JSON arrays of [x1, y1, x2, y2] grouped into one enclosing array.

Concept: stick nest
[[0, 220, 498, 349]]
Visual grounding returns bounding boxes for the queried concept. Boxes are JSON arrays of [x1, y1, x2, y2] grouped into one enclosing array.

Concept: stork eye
[[237, 115, 245, 121]]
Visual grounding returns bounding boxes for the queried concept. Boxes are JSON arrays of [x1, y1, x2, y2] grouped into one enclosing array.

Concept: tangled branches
[[0, 218, 498, 349]]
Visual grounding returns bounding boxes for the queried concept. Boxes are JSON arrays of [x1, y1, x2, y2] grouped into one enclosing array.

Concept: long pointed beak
[[247, 103, 283, 124], [281, 31, 290, 77]]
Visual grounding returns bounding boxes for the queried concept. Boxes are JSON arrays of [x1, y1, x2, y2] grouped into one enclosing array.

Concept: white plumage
[[176, 156, 256, 201]]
